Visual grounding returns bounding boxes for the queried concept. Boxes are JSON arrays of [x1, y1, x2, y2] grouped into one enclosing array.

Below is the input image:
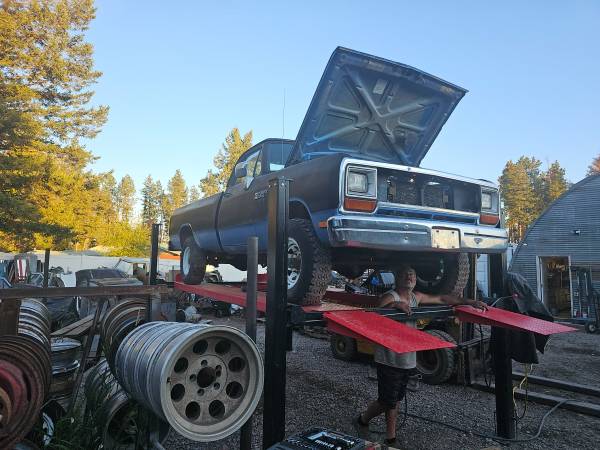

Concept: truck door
[[252, 141, 294, 251], [217, 148, 263, 253]]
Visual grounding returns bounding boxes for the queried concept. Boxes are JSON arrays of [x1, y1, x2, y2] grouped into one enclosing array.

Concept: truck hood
[[288, 47, 467, 166]]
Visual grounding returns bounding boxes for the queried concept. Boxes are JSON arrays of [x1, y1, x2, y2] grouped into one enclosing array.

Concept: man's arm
[[378, 292, 411, 314], [414, 291, 488, 310]]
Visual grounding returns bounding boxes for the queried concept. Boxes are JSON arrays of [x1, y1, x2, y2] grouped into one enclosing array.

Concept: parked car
[[169, 47, 508, 305]]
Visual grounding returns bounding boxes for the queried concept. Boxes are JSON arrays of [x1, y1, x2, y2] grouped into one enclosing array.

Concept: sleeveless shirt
[[373, 290, 419, 369]]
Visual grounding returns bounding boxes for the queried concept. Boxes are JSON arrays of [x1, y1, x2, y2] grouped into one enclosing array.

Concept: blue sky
[[86, 1, 600, 193]]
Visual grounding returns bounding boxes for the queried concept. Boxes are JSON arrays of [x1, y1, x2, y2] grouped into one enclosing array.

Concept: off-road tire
[[287, 219, 332, 305], [180, 236, 207, 284], [330, 334, 357, 361], [416, 329, 457, 384], [417, 253, 470, 296]]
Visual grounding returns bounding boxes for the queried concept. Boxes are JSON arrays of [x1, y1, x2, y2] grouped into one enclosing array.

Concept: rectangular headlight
[[481, 192, 492, 210], [345, 166, 377, 200], [480, 188, 499, 213], [347, 172, 368, 193]]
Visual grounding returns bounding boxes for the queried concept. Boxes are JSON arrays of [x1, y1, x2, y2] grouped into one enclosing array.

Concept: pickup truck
[[169, 47, 508, 305]]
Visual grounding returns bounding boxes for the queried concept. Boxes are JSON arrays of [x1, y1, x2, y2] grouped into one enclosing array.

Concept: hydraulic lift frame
[[173, 177, 574, 448]]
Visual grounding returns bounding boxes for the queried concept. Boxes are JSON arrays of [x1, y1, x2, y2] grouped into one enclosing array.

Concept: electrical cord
[[398, 395, 572, 444]]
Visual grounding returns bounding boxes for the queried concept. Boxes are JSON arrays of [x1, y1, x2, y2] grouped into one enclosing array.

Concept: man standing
[[354, 264, 487, 446]]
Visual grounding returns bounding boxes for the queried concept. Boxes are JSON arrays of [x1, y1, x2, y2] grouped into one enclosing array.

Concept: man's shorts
[[376, 363, 411, 410]]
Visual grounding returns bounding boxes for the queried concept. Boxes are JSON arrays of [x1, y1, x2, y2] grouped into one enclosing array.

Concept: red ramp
[[324, 310, 456, 354], [454, 305, 576, 336]]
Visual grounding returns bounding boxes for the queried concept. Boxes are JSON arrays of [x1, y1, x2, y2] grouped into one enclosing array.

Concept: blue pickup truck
[[169, 48, 508, 305]]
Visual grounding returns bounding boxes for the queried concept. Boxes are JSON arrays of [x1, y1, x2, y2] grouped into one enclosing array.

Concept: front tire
[[287, 219, 332, 305], [416, 253, 470, 296], [416, 329, 457, 384], [180, 236, 207, 284]]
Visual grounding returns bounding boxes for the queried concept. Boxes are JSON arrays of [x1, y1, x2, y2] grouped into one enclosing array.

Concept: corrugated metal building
[[510, 174, 600, 319]]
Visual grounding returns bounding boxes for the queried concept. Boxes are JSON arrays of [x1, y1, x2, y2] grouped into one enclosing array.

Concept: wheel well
[[289, 201, 311, 221]]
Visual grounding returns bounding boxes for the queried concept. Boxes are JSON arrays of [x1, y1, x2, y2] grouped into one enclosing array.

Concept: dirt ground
[[165, 315, 600, 450]]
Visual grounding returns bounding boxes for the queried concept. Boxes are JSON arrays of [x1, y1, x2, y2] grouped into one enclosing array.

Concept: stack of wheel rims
[[0, 335, 51, 448]]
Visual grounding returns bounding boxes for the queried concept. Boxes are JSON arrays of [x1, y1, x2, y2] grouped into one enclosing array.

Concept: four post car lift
[[174, 177, 575, 449]]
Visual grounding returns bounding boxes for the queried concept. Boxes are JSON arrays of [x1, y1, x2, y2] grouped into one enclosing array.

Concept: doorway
[[538, 256, 572, 318]]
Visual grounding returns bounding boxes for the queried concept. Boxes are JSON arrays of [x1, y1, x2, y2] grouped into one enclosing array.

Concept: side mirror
[[234, 163, 247, 179]]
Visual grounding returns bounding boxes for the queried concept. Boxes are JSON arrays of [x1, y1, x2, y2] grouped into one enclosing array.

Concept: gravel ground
[[164, 315, 600, 450]]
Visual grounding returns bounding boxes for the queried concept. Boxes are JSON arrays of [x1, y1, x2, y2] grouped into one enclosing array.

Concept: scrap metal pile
[[0, 299, 52, 448], [0, 297, 264, 448]]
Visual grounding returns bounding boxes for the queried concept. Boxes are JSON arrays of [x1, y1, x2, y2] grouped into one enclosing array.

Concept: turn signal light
[[480, 213, 500, 225], [344, 197, 377, 212]]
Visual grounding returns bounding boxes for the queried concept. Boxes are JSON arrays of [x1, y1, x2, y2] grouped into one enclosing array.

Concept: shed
[[510, 174, 600, 319]]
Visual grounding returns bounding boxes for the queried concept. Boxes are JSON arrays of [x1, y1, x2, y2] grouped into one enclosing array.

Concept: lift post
[[488, 252, 515, 439], [263, 177, 290, 448]]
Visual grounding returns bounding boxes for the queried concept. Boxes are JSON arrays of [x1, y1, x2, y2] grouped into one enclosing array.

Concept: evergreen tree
[[499, 157, 568, 242], [0, 0, 108, 251], [543, 161, 568, 203], [588, 154, 600, 176], [200, 128, 253, 196], [188, 186, 200, 203], [141, 176, 162, 228], [115, 175, 136, 223], [162, 170, 188, 237]]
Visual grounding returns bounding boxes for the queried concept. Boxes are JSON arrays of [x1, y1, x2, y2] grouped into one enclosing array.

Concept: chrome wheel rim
[[182, 247, 191, 275], [287, 238, 302, 289]]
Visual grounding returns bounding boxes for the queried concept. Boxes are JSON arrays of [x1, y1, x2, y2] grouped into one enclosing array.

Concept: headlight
[[345, 166, 377, 199], [481, 192, 492, 210], [480, 188, 498, 212], [347, 172, 368, 193]]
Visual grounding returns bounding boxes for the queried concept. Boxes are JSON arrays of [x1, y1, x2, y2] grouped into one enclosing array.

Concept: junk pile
[[0, 299, 52, 448]]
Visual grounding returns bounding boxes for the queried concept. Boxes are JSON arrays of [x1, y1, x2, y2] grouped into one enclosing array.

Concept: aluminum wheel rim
[[182, 247, 191, 275], [287, 238, 302, 289], [159, 326, 263, 442]]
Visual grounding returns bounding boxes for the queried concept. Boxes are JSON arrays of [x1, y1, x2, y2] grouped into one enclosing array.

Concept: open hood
[[288, 48, 466, 166]]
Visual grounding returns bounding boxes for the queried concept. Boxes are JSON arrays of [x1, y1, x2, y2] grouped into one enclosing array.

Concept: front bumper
[[327, 215, 508, 253]]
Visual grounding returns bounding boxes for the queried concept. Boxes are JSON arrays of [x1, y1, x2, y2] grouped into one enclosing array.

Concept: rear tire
[[416, 329, 457, 384], [330, 334, 357, 361], [287, 219, 331, 305], [416, 253, 469, 296], [180, 236, 206, 284]]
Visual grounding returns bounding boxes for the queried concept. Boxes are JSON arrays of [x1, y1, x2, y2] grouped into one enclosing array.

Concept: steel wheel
[[182, 246, 191, 276], [287, 237, 302, 289], [115, 323, 264, 442]]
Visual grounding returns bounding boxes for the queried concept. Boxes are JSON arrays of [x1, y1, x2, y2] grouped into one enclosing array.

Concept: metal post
[[241, 236, 258, 450], [263, 177, 289, 448], [488, 252, 515, 439], [43, 249, 50, 288], [149, 224, 160, 287], [147, 223, 162, 447]]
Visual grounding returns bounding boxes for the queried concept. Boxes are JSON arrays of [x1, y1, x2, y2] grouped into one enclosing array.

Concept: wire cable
[[403, 399, 572, 444]]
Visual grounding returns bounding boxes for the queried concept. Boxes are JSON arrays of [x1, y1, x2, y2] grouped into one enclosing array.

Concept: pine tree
[[0, 0, 108, 251], [141, 176, 162, 228], [115, 175, 136, 223], [543, 161, 568, 204], [200, 128, 253, 196], [588, 154, 600, 176], [188, 186, 200, 203]]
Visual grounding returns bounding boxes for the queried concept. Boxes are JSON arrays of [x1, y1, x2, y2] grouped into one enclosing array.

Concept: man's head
[[395, 264, 417, 290]]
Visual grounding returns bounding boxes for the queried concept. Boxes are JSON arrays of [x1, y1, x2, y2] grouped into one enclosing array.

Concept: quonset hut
[[510, 174, 600, 320]]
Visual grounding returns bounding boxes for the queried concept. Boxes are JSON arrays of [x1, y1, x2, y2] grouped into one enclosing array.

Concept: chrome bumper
[[327, 215, 508, 253]]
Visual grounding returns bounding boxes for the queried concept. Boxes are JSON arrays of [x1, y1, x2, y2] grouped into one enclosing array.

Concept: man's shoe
[[352, 414, 370, 439]]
